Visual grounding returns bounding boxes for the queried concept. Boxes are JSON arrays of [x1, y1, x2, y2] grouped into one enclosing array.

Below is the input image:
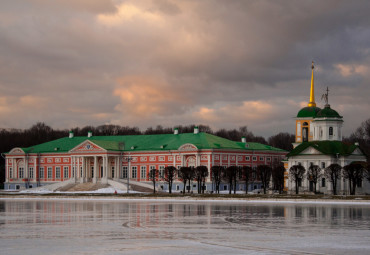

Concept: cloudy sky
[[0, 0, 369, 137]]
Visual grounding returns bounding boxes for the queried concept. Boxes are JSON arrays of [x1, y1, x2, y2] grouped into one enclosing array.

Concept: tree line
[[147, 164, 286, 195], [289, 161, 370, 195]]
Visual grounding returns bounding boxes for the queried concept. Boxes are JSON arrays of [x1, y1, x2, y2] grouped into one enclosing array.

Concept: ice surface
[[1, 199, 370, 255]]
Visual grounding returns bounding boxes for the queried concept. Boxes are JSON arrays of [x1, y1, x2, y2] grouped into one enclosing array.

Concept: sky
[[0, 0, 369, 138]]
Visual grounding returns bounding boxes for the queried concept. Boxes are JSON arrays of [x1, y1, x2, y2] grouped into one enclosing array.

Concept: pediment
[[352, 148, 363, 155], [9, 148, 25, 155], [70, 140, 106, 153], [178, 143, 198, 151], [301, 146, 323, 155]]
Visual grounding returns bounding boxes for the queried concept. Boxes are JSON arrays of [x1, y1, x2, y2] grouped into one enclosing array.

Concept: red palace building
[[4, 127, 287, 192]]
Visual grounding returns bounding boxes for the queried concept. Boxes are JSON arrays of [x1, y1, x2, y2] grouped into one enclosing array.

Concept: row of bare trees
[[289, 162, 370, 195], [146, 164, 286, 195]]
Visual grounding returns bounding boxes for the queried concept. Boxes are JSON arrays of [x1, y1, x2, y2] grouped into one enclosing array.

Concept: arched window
[[329, 127, 333, 136], [302, 122, 309, 142]]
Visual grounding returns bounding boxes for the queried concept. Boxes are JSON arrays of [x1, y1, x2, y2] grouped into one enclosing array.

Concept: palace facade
[[4, 127, 286, 191]]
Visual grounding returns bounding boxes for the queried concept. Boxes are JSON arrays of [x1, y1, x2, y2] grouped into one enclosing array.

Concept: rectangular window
[[321, 162, 326, 169], [132, 166, 137, 179], [252, 156, 257, 161], [47, 167, 53, 179], [111, 166, 115, 178], [223, 185, 227, 190], [357, 179, 362, 188], [259, 157, 264, 161], [72, 167, 75, 178], [64, 167, 69, 179], [9, 167, 13, 178], [141, 166, 147, 179], [80, 167, 83, 177], [122, 166, 128, 179], [176, 185, 180, 191], [267, 157, 271, 161], [245, 156, 250, 161], [29, 167, 34, 179], [322, 178, 326, 187], [150, 165, 156, 170], [91, 167, 94, 178], [39, 167, 44, 178], [19, 167, 24, 179], [56, 167, 61, 179], [159, 166, 165, 179]]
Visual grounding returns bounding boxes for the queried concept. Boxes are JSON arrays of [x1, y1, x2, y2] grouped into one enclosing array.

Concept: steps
[[129, 183, 155, 193], [56, 182, 109, 192]]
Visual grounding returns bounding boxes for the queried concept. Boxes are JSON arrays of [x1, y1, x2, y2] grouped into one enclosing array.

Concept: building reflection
[[1, 200, 369, 231]]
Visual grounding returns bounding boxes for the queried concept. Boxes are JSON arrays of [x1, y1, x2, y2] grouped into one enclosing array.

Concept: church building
[[284, 62, 368, 194]]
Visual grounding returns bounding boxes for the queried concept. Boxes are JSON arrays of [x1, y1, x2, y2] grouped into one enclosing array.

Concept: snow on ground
[[18, 187, 139, 194]]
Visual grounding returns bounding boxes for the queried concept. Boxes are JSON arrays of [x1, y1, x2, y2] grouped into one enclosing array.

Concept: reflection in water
[[1, 199, 370, 255]]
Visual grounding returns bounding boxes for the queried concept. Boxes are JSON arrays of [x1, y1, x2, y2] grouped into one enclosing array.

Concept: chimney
[[241, 136, 246, 143], [69, 131, 74, 138], [194, 126, 199, 134], [174, 128, 179, 135], [87, 131, 92, 138]]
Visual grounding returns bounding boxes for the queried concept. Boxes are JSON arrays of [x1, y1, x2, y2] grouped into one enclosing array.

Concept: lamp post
[[127, 156, 133, 194]]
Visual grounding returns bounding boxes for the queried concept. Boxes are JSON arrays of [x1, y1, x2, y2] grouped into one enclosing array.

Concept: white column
[[93, 156, 97, 183], [80, 157, 84, 183], [207, 154, 211, 182], [5, 158, 9, 182], [24, 156, 28, 179], [34, 157, 37, 182]]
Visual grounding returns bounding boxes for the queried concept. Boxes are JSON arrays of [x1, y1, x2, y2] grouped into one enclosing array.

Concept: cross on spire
[[321, 86, 329, 106]]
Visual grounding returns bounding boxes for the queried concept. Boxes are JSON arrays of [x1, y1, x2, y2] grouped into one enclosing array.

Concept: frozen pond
[[1, 199, 370, 255]]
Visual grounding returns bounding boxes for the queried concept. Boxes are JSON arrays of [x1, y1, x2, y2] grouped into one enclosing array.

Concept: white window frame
[[56, 167, 61, 179], [39, 167, 44, 178], [122, 166, 128, 179], [252, 156, 257, 161], [47, 167, 53, 179], [132, 166, 137, 179], [141, 166, 147, 179], [64, 166, 69, 179], [19, 167, 24, 179], [159, 165, 165, 179], [9, 167, 12, 179], [29, 167, 34, 179], [245, 156, 250, 161]]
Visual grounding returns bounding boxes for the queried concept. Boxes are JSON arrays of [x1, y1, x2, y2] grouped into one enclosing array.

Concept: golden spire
[[308, 61, 316, 107]]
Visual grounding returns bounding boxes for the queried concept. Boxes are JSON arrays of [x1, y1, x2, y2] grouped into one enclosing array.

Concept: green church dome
[[315, 105, 342, 118], [297, 106, 321, 118]]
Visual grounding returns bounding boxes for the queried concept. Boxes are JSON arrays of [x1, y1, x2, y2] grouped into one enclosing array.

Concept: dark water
[[0, 199, 370, 255]]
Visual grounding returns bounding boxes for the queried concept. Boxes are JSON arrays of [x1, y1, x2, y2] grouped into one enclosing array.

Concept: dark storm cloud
[[0, 0, 369, 137]]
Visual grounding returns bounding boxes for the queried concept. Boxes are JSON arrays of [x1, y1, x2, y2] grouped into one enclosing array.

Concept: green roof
[[9, 132, 286, 154], [315, 105, 342, 119], [286, 141, 360, 157], [297, 106, 321, 118]]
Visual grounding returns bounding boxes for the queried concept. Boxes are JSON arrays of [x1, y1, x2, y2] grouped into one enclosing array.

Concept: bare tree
[[211, 166, 223, 194], [272, 164, 285, 194], [343, 162, 365, 195], [148, 168, 159, 193], [195, 166, 208, 194], [164, 166, 177, 194], [240, 166, 253, 194], [324, 164, 342, 195], [289, 165, 306, 194], [178, 167, 191, 193], [307, 165, 322, 193], [257, 165, 272, 194], [223, 166, 239, 194], [365, 163, 370, 183]]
